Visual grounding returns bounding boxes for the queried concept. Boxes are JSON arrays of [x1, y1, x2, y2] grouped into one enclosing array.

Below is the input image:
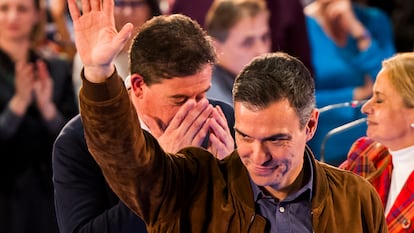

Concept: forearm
[[79, 70, 150, 217]]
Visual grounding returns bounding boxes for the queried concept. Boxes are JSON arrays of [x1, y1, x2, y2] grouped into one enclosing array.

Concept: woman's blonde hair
[[382, 52, 414, 108]]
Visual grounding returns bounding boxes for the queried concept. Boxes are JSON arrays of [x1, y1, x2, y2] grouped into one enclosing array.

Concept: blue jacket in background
[[306, 4, 395, 165]]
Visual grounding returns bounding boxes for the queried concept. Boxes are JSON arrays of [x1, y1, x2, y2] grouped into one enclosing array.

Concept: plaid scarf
[[340, 137, 414, 233]]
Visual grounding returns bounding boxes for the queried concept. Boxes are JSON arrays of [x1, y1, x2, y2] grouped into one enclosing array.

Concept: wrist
[[9, 96, 30, 116], [84, 64, 115, 83], [39, 102, 57, 121]]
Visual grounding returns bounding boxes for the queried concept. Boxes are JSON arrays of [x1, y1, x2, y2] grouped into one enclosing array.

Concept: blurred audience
[[170, 0, 314, 74], [360, 0, 414, 52], [44, 0, 76, 61], [0, 0, 78, 232], [304, 0, 395, 165], [205, 0, 271, 106], [340, 52, 414, 233]]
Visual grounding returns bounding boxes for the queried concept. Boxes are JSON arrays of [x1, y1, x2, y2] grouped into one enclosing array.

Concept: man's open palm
[[68, 0, 133, 80]]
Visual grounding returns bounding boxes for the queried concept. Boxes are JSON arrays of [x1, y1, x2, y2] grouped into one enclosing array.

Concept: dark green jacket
[[79, 73, 387, 233]]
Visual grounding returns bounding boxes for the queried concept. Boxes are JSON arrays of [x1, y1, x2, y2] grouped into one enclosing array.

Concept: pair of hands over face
[[142, 98, 235, 160], [11, 60, 56, 121]]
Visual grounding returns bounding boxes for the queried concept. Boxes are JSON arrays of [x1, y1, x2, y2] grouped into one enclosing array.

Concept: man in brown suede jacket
[[68, 0, 388, 232]]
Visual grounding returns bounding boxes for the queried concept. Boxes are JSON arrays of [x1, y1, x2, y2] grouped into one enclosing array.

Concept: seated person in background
[[53, 6, 235, 233], [45, 0, 76, 61], [340, 52, 414, 233], [170, 0, 314, 74], [68, 0, 388, 231], [72, 0, 161, 96], [304, 0, 396, 165], [0, 0, 78, 232], [205, 0, 271, 106]]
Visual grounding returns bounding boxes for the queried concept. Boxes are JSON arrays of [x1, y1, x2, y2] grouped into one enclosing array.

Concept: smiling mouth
[[253, 165, 280, 176]]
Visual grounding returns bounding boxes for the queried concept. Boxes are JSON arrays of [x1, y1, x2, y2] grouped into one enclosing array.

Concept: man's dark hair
[[129, 14, 216, 85], [233, 52, 315, 128]]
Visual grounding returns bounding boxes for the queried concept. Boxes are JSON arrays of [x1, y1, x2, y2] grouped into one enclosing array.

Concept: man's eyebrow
[[169, 94, 188, 99], [234, 128, 248, 137], [169, 87, 211, 99], [234, 128, 291, 141]]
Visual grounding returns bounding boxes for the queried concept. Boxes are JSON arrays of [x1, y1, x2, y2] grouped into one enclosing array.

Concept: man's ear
[[305, 109, 319, 142], [130, 74, 145, 98]]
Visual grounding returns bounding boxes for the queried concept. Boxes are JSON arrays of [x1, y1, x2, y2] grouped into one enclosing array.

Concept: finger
[[80, 0, 91, 13], [191, 119, 211, 146], [103, 0, 114, 19], [182, 101, 213, 138], [90, 0, 101, 11], [35, 60, 50, 81], [68, 0, 81, 20], [209, 117, 234, 150], [19, 63, 36, 80], [208, 118, 226, 142], [207, 132, 229, 160], [114, 23, 134, 50], [211, 106, 229, 130], [165, 100, 196, 131]]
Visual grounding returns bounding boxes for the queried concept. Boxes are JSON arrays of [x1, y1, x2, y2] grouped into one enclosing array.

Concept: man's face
[[234, 99, 316, 192], [216, 12, 271, 75], [134, 65, 212, 131]]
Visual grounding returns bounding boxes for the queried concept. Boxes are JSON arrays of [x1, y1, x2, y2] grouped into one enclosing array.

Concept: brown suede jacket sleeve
[[79, 70, 170, 224]]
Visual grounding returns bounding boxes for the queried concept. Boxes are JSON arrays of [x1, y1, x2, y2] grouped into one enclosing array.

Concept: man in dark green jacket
[[68, 0, 388, 232]]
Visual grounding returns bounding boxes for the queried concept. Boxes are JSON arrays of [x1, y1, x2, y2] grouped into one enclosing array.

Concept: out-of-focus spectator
[[205, 0, 271, 106], [360, 0, 414, 52], [304, 0, 395, 165], [170, 0, 314, 74], [0, 0, 78, 232], [340, 52, 414, 233], [46, 0, 76, 60]]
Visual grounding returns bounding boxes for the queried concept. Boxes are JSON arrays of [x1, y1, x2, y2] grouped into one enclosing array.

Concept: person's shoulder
[[353, 3, 390, 22], [55, 114, 84, 142], [319, 161, 375, 191], [208, 98, 233, 109]]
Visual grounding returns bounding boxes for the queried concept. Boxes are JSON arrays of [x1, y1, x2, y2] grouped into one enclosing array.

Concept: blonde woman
[[341, 52, 414, 233]]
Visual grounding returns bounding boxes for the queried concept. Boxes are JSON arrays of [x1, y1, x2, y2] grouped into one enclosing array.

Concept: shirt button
[[402, 218, 411, 229], [279, 206, 285, 213]]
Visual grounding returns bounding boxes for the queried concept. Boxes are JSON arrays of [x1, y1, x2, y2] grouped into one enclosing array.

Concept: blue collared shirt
[[250, 151, 314, 233]]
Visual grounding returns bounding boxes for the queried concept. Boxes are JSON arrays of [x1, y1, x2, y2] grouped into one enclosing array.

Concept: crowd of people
[[1, 0, 413, 232]]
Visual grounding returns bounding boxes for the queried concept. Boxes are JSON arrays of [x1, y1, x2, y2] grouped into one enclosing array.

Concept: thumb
[[114, 23, 134, 50]]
